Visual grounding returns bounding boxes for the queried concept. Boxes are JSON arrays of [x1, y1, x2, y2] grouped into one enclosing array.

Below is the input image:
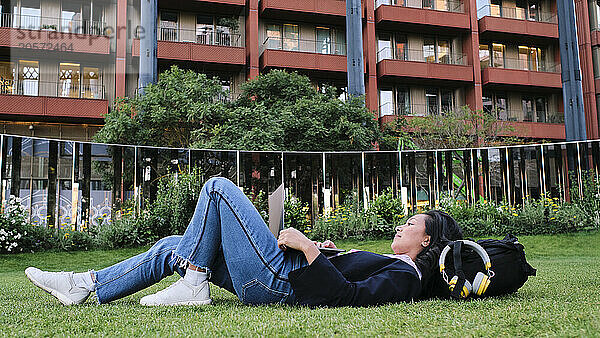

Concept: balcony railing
[[0, 13, 106, 35], [158, 27, 243, 47], [489, 110, 565, 124], [0, 79, 105, 99], [477, 5, 557, 23], [481, 57, 560, 73], [377, 47, 467, 65], [375, 0, 464, 13], [379, 102, 459, 117], [261, 37, 347, 55]]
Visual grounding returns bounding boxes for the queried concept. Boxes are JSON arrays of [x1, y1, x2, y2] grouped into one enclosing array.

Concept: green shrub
[[284, 196, 310, 232], [368, 188, 405, 226], [97, 213, 145, 249]]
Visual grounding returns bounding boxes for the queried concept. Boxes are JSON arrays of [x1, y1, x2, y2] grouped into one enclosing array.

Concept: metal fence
[[1, 134, 599, 229]]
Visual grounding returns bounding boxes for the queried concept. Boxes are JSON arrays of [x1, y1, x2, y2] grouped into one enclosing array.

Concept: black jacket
[[288, 251, 421, 307]]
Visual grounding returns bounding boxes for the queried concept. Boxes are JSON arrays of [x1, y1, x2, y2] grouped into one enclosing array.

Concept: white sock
[[184, 268, 208, 286], [73, 271, 96, 292]]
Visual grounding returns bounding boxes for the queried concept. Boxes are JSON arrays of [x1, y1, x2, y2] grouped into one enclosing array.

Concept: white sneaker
[[25, 267, 90, 306], [140, 278, 212, 306]]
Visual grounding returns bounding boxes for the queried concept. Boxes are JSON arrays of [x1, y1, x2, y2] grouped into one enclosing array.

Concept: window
[[535, 97, 547, 122], [379, 88, 394, 117], [423, 37, 436, 63], [377, 33, 392, 61], [283, 24, 299, 51], [479, 44, 490, 68], [59, 63, 80, 98], [423, 36, 455, 64], [82, 67, 101, 99], [522, 97, 534, 122], [335, 29, 346, 55], [515, 0, 527, 19], [0, 61, 15, 94], [61, 1, 81, 33], [490, 0, 502, 17], [196, 15, 214, 44], [492, 43, 505, 68], [426, 88, 439, 115], [518, 45, 545, 71], [482, 94, 493, 114], [422, 0, 433, 10], [396, 88, 410, 115], [19, 0, 40, 29], [316, 27, 332, 54], [485, 92, 508, 120], [159, 11, 178, 41], [440, 89, 453, 113], [394, 34, 407, 61], [19, 60, 38, 96], [266, 24, 281, 49]]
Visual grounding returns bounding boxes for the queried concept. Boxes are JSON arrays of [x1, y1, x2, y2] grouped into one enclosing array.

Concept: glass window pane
[[518, 45, 529, 70], [160, 11, 178, 41], [196, 15, 213, 44], [396, 88, 410, 115], [492, 43, 505, 68], [283, 24, 298, 51], [496, 93, 508, 120], [266, 24, 281, 49], [426, 88, 438, 115], [423, 37, 435, 63], [438, 39, 450, 64], [19, 60, 39, 96], [0, 61, 16, 94], [441, 90, 453, 113], [377, 33, 392, 61], [535, 97, 547, 122], [20, 0, 40, 29], [61, 0, 81, 33], [82, 67, 102, 99], [395, 34, 407, 60], [522, 97, 534, 122], [479, 44, 490, 68], [379, 88, 394, 116], [316, 27, 331, 54], [59, 62, 80, 98]]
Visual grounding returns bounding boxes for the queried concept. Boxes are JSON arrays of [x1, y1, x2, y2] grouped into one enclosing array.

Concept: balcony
[[376, 47, 473, 83], [491, 110, 564, 124], [260, 0, 348, 24], [132, 29, 245, 66], [0, 80, 108, 119], [375, 0, 469, 33], [379, 102, 460, 118], [0, 13, 110, 54], [477, 5, 558, 41], [260, 37, 348, 74], [481, 58, 561, 89]]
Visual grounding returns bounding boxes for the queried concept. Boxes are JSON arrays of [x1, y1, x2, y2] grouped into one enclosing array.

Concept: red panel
[[482, 68, 562, 89], [46, 97, 108, 119], [0, 95, 107, 119], [260, 0, 346, 16], [0, 27, 110, 54], [375, 5, 470, 30], [504, 121, 565, 139], [248, 0, 260, 79], [377, 59, 473, 82], [261, 49, 347, 73], [478, 16, 558, 39], [0, 95, 44, 115], [132, 38, 140, 57], [198, 0, 245, 5], [190, 45, 245, 64], [157, 41, 192, 60]]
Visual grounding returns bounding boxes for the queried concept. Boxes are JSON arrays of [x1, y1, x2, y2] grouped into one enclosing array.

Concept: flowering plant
[[0, 196, 29, 253]]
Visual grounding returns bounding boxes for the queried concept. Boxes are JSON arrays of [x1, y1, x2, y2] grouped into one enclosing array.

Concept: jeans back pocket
[[241, 279, 289, 305]]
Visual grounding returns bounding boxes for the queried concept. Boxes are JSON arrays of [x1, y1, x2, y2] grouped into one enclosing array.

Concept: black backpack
[[420, 234, 537, 300]]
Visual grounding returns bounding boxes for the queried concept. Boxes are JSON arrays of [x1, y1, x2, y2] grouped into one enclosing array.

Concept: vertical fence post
[[10, 137, 22, 198], [71, 142, 80, 230], [81, 143, 91, 229], [481, 148, 490, 202], [427, 152, 435, 208], [408, 152, 416, 213], [500, 147, 509, 205], [47, 141, 58, 229], [0, 135, 5, 208], [539, 145, 547, 197], [361, 152, 367, 210], [445, 150, 453, 198], [236, 150, 240, 187]]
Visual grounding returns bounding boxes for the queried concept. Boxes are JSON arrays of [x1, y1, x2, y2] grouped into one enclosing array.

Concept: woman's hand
[[313, 240, 336, 249], [278, 228, 322, 264], [277, 228, 314, 252]]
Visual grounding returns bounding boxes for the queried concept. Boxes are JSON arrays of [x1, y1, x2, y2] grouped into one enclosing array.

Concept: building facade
[[0, 0, 599, 141]]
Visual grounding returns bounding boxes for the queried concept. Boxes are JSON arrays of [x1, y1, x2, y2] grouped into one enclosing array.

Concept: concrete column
[[346, 0, 365, 98], [364, 0, 379, 115], [138, 0, 157, 91], [246, 0, 259, 79]]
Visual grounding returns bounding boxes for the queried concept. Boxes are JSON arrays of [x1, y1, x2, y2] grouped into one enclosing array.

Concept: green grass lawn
[[1, 232, 599, 336]]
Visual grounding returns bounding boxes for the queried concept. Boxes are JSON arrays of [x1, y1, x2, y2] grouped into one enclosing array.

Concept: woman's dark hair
[[413, 210, 463, 296]]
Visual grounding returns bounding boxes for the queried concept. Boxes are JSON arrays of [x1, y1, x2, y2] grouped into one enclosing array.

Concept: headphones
[[439, 240, 495, 299]]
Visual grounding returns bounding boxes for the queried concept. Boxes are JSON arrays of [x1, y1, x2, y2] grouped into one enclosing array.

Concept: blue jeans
[[94, 177, 308, 305]]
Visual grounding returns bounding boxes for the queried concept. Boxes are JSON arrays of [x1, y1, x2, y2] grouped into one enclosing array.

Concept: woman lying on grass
[[25, 177, 463, 307]]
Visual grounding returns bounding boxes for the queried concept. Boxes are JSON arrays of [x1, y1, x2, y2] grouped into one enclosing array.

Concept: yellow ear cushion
[[474, 274, 491, 296]]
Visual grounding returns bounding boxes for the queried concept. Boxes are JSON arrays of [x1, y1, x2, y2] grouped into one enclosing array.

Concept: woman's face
[[391, 214, 431, 259]]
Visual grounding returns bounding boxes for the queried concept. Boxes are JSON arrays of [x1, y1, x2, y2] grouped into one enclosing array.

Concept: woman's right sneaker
[[25, 267, 90, 306]]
